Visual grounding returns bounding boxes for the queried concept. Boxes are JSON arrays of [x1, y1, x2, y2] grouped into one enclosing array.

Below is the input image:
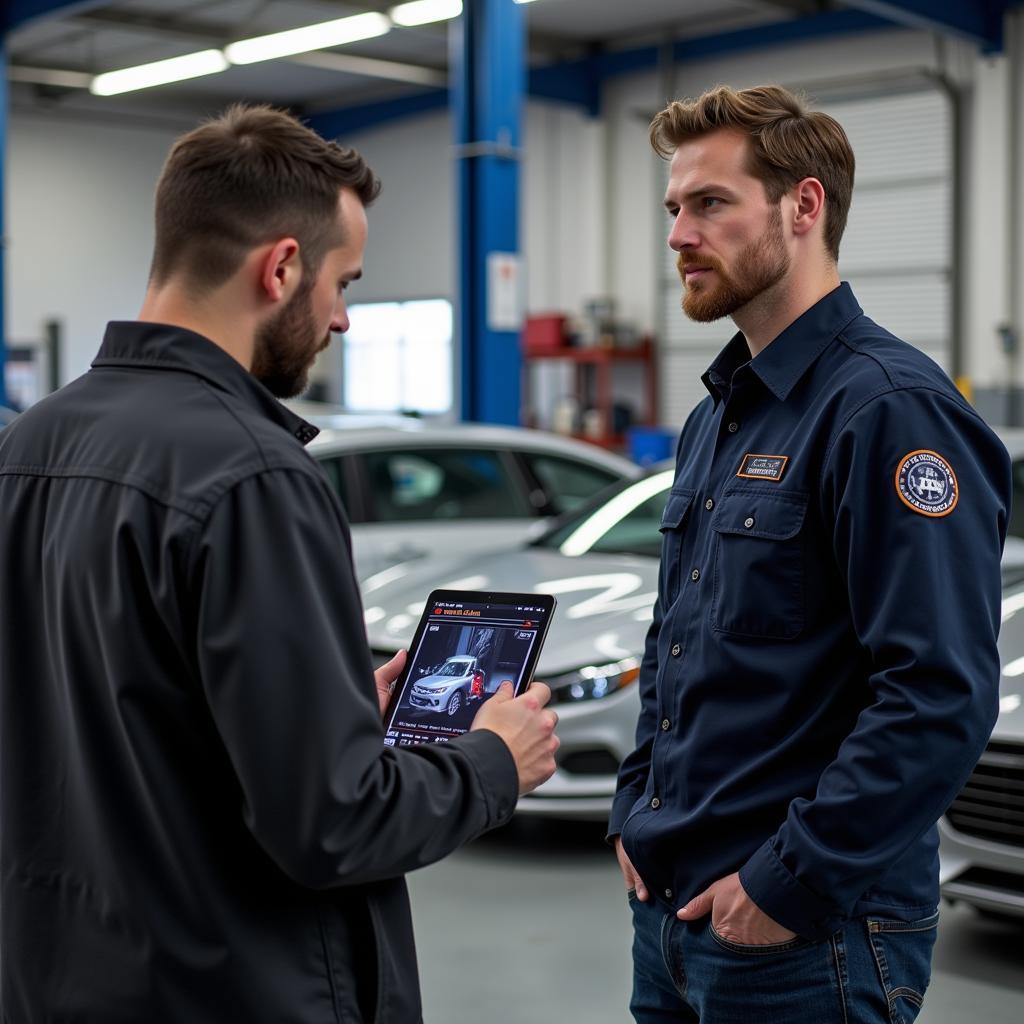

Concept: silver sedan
[[300, 412, 641, 581]]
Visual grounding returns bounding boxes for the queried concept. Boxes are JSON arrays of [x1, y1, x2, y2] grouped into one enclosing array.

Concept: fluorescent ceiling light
[[225, 12, 390, 65], [513, 0, 539, 5], [90, 49, 228, 96], [10, 65, 92, 89], [389, 0, 462, 27]]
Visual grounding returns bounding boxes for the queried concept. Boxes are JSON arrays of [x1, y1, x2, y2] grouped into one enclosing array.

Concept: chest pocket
[[659, 487, 696, 605], [710, 490, 808, 640]]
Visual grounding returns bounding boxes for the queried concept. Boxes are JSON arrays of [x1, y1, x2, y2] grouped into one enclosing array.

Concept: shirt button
[[665, 889, 674, 901], [728, 421, 739, 433], [691, 568, 701, 582], [661, 719, 671, 731], [651, 797, 661, 809], [744, 517, 755, 529], [705, 498, 714, 511], [670, 643, 682, 657]]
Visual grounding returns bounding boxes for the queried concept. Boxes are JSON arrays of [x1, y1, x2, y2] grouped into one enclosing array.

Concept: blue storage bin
[[627, 426, 678, 467]]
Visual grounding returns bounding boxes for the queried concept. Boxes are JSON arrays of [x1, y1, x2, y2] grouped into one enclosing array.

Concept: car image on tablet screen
[[409, 655, 485, 716]]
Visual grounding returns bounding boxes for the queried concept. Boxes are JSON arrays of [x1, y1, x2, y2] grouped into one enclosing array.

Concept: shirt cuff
[[606, 787, 643, 842], [456, 728, 520, 828], [738, 840, 846, 941]]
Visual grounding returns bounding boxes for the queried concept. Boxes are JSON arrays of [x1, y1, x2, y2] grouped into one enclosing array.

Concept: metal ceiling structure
[[4, 1, 1015, 130], [1, 0, 1021, 412]]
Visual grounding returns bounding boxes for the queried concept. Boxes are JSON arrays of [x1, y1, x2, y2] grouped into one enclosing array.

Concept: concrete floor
[[408, 819, 1024, 1024]]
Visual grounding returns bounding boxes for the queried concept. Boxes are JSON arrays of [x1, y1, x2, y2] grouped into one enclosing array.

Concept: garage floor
[[408, 819, 1024, 1024]]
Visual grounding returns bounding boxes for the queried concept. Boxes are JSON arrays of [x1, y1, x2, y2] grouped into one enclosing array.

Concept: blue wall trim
[[2, 0, 105, 34], [306, 88, 448, 140], [840, 1, 1007, 54]]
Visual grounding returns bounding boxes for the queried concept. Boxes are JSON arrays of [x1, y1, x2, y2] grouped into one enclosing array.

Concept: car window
[[580, 492, 668, 558], [363, 448, 529, 522], [537, 472, 674, 558], [522, 453, 622, 514], [315, 455, 351, 515], [1011, 458, 1024, 539]]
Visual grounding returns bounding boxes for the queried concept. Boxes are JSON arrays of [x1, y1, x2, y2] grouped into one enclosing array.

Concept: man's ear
[[258, 238, 302, 303], [790, 177, 826, 239]]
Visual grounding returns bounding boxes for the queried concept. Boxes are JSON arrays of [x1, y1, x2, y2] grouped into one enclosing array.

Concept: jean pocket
[[865, 911, 939, 1024], [710, 489, 807, 639], [708, 921, 812, 957]]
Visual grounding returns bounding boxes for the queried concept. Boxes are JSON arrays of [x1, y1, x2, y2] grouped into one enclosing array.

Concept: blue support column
[[452, 0, 524, 425]]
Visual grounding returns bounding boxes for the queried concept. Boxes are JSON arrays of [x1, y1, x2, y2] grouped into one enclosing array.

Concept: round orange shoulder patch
[[895, 450, 958, 517]]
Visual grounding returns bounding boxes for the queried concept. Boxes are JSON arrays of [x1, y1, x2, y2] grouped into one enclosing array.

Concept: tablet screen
[[383, 592, 554, 748]]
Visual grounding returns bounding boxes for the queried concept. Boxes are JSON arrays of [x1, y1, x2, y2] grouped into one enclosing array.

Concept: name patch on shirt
[[895, 449, 959, 517], [736, 454, 789, 481]]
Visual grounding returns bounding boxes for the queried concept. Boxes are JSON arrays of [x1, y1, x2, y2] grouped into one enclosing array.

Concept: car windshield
[[436, 660, 470, 676], [532, 470, 674, 559]]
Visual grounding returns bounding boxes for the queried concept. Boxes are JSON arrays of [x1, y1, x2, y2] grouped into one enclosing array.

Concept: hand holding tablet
[[471, 679, 559, 795], [381, 590, 559, 794]]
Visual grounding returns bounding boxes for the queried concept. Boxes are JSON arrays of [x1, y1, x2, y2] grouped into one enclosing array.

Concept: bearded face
[[251, 273, 329, 398], [677, 204, 790, 323]]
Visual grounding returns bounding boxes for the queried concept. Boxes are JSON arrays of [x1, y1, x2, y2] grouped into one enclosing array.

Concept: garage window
[[342, 299, 452, 414]]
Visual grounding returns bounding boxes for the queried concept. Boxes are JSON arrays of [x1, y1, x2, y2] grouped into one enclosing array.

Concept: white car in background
[[296, 409, 642, 580], [938, 427, 1024, 920]]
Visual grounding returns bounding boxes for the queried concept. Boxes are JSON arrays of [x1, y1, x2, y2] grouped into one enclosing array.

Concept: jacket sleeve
[[188, 466, 519, 890], [739, 387, 1010, 938]]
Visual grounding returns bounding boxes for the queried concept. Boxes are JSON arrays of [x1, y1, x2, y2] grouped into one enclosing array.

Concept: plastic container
[[627, 426, 678, 467]]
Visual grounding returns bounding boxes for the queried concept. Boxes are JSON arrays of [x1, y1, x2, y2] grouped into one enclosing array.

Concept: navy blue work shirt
[[609, 283, 1010, 940]]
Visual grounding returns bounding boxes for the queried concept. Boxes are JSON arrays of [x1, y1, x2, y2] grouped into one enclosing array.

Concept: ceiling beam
[[839, 0, 1006, 52], [2, 0, 105, 35]]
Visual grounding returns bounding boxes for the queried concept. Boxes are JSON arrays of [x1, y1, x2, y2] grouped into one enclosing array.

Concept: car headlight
[[546, 658, 641, 705]]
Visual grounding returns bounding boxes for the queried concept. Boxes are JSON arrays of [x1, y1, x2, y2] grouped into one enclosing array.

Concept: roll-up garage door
[[657, 86, 952, 427]]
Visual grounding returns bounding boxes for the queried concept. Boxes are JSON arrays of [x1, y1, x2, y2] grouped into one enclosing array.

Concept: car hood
[[997, 584, 1024, 742], [363, 547, 659, 676], [414, 674, 461, 690]]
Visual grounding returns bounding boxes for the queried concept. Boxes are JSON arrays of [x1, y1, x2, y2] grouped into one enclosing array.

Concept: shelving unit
[[522, 336, 658, 450]]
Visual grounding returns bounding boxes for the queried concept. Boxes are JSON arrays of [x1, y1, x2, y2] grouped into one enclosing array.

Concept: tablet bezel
[[381, 589, 557, 742]]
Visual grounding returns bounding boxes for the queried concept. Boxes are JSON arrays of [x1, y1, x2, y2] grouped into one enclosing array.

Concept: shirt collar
[[91, 321, 320, 446], [701, 282, 863, 406]]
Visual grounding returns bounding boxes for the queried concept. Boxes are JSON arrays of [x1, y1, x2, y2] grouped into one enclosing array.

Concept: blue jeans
[[629, 891, 938, 1024]]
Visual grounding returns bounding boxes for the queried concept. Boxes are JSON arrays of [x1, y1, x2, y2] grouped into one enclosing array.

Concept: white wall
[[7, 114, 178, 383]]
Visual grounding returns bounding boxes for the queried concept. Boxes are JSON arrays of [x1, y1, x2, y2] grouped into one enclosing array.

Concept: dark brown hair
[[150, 103, 380, 291], [650, 84, 854, 261]]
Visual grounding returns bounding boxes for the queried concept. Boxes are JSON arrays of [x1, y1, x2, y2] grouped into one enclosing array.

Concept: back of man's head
[[150, 104, 380, 295], [649, 84, 855, 262]]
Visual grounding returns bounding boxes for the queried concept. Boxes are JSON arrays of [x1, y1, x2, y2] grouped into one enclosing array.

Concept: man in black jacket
[[0, 104, 558, 1023]]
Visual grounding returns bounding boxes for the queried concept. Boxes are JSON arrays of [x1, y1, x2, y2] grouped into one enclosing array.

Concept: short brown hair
[[150, 104, 380, 291], [650, 84, 854, 262]]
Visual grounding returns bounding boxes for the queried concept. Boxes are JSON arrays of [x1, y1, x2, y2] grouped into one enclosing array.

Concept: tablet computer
[[382, 590, 556, 749]]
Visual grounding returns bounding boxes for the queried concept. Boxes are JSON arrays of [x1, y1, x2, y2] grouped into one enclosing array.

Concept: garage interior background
[[3, 0, 1024, 439]]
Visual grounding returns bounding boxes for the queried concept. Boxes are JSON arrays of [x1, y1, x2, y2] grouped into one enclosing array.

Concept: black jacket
[[0, 322, 518, 1023]]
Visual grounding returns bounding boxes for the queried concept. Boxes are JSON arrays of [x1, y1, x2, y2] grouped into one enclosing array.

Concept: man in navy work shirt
[[610, 84, 1010, 1023]]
